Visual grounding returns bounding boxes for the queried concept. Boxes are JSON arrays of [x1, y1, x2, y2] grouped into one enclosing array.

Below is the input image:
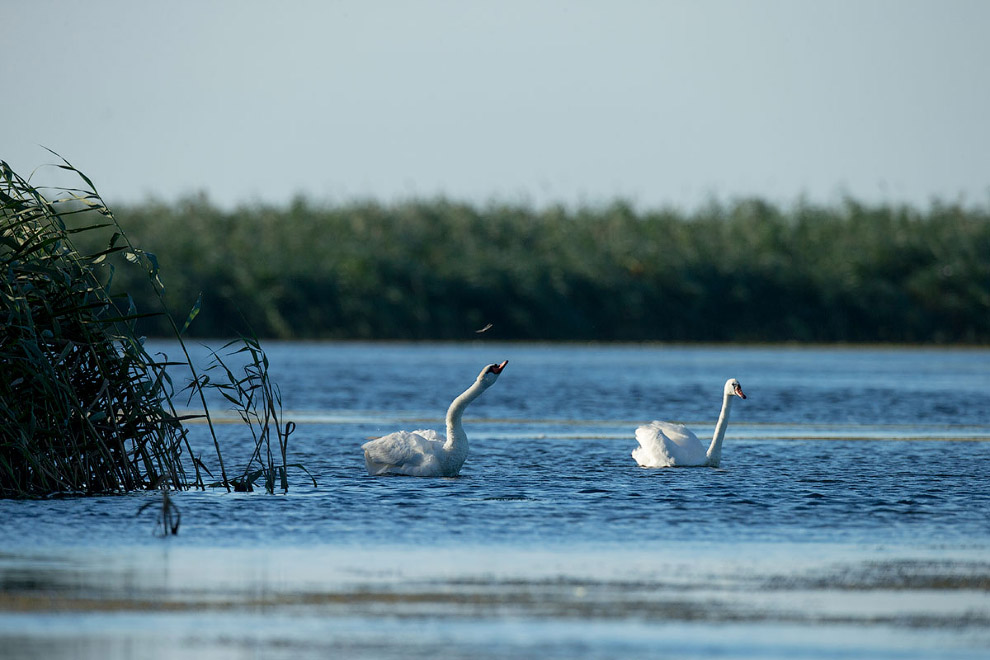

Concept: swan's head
[[725, 378, 746, 399], [478, 360, 508, 387]]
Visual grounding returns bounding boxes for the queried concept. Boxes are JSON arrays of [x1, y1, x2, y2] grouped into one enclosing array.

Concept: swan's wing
[[649, 421, 701, 449], [633, 421, 707, 467], [410, 428, 444, 443], [362, 429, 443, 475], [633, 422, 673, 467]]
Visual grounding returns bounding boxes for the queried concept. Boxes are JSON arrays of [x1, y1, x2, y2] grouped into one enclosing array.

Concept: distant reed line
[[100, 195, 989, 343]]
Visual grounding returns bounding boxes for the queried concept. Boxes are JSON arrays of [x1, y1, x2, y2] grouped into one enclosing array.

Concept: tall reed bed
[[0, 155, 298, 498], [112, 196, 990, 343]]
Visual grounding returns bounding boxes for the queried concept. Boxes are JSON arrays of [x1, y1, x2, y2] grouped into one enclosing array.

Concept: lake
[[1, 342, 988, 659]]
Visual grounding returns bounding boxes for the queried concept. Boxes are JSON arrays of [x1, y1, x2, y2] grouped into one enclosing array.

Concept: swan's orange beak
[[734, 383, 746, 399], [490, 360, 508, 374]]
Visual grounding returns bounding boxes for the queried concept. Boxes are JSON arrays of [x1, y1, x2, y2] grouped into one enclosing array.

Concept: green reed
[[197, 335, 314, 493], [110, 195, 990, 344], [0, 154, 301, 498]]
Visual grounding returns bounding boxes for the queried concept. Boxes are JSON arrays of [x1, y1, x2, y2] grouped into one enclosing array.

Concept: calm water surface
[[1, 343, 988, 659]]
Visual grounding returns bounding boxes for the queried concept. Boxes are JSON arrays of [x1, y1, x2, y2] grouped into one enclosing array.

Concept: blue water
[[1, 343, 989, 659]]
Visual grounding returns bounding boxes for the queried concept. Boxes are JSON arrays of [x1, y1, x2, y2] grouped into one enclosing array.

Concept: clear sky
[[5, 0, 989, 210]]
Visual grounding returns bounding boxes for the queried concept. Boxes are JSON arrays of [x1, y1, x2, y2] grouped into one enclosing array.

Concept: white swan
[[632, 378, 746, 468], [362, 360, 508, 477]]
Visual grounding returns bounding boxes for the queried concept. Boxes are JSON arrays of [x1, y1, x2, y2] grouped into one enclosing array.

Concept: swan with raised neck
[[704, 377, 747, 467], [362, 360, 508, 477], [632, 377, 747, 468]]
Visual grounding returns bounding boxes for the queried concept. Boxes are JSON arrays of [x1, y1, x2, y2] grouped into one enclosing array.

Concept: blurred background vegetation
[[98, 196, 988, 343]]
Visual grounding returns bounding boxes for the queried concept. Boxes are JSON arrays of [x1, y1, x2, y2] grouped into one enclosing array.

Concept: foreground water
[[1, 343, 988, 659]]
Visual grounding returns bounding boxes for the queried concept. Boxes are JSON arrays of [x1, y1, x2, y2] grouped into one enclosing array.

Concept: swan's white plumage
[[633, 378, 746, 468], [362, 361, 507, 477], [633, 421, 709, 467], [363, 429, 447, 477]]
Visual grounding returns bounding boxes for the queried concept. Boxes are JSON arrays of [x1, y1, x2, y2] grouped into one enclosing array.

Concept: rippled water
[[1, 343, 988, 659]]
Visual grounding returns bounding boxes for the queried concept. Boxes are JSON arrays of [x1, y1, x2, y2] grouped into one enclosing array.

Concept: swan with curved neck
[[632, 378, 746, 468], [362, 360, 508, 477]]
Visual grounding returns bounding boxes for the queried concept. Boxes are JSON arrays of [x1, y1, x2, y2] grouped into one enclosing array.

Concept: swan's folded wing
[[649, 421, 701, 449], [634, 422, 672, 466], [362, 430, 442, 474], [633, 421, 706, 467]]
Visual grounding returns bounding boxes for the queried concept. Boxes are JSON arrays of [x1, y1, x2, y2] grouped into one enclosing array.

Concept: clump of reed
[[0, 153, 302, 498], [198, 336, 314, 493]]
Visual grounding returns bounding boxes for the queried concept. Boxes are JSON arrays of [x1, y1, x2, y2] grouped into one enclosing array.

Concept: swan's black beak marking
[[490, 360, 508, 375]]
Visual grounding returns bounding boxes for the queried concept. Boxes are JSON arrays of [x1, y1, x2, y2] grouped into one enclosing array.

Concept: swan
[[362, 360, 508, 477], [632, 378, 746, 468]]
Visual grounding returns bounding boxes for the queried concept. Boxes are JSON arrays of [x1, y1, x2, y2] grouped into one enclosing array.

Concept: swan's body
[[362, 361, 507, 477], [633, 378, 746, 468]]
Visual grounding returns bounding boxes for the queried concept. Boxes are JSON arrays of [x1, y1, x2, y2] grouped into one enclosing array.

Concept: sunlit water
[[1, 343, 988, 659]]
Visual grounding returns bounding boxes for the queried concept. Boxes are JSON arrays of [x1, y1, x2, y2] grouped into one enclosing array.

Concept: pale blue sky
[[5, 0, 989, 209]]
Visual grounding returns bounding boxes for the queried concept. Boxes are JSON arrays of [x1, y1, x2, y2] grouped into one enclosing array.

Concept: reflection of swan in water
[[362, 361, 508, 477], [633, 378, 746, 468]]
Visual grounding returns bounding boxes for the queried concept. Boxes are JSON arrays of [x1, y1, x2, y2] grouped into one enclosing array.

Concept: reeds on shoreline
[[0, 154, 301, 498]]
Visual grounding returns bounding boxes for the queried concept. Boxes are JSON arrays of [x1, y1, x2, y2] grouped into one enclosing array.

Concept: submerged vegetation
[[109, 195, 989, 343], [0, 156, 299, 498]]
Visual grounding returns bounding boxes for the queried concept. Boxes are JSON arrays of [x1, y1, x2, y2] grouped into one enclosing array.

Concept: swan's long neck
[[705, 391, 735, 467], [444, 379, 487, 453]]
